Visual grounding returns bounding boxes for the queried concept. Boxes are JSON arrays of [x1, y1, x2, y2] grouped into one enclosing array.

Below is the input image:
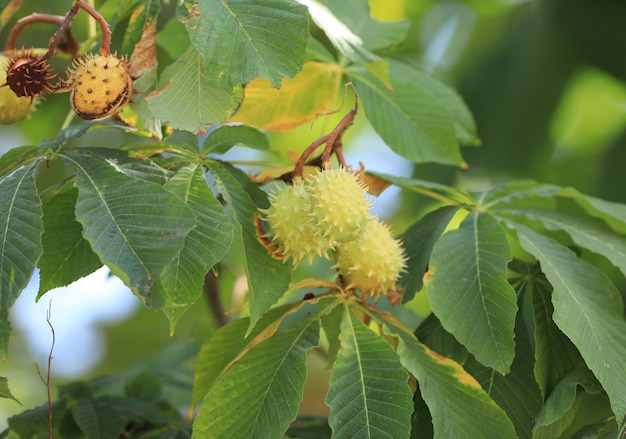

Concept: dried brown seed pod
[[3, 49, 56, 102]]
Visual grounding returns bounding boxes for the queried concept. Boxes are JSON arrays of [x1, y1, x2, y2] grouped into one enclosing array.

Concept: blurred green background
[[2, 0, 626, 428]]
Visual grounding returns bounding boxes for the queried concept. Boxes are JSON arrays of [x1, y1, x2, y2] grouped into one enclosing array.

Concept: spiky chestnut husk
[[67, 53, 133, 120], [264, 183, 334, 265], [308, 168, 372, 243], [3, 49, 56, 102], [334, 217, 406, 300], [0, 53, 36, 124]]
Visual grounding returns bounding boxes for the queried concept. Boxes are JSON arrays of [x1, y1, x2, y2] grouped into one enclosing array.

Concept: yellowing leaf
[[230, 61, 343, 131]]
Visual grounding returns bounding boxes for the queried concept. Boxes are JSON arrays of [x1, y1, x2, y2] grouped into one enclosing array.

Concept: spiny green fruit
[[264, 183, 334, 265], [334, 217, 406, 300], [308, 168, 372, 243], [0, 53, 34, 124]]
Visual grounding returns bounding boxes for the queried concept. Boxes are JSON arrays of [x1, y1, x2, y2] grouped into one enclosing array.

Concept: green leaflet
[[157, 163, 233, 331], [0, 376, 21, 404], [426, 211, 518, 374], [0, 162, 43, 358], [146, 47, 243, 135], [38, 187, 102, 297], [207, 160, 291, 331], [396, 331, 517, 439], [326, 305, 413, 439], [184, 0, 309, 87], [510, 221, 626, 423], [62, 153, 196, 306], [348, 62, 464, 166], [399, 205, 461, 301], [192, 316, 320, 439]]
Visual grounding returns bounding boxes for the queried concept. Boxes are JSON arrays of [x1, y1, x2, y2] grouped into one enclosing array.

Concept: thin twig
[[35, 301, 55, 439]]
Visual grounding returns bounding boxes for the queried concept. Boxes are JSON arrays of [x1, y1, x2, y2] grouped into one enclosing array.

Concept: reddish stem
[[42, 3, 81, 60], [320, 83, 359, 168], [77, 0, 112, 55], [293, 134, 330, 179]]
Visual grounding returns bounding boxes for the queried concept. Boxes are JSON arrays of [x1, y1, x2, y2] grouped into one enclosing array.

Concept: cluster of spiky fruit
[[264, 167, 406, 300], [0, 50, 133, 124]]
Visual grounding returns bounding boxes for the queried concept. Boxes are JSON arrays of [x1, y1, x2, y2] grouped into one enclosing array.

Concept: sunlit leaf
[[0, 162, 42, 358], [157, 163, 233, 331], [192, 316, 320, 439], [299, 0, 379, 65], [207, 160, 290, 329], [38, 188, 102, 297], [320, 0, 410, 50], [146, 47, 243, 135], [399, 205, 461, 302], [229, 61, 343, 131], [326, 305, 413, 439], [511, 221, 626, 423], [349, 64, 464, 166], [184, 0, 309, 87], [396, 330, 517, 439], [62, 153, 196, 305], [425, 211, 517, 373]]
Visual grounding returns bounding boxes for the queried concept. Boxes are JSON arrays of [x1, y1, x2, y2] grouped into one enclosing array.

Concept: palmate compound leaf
[[0, 162, 42, 358], [425, 210, 518, 374], [508, 221, 626, 424], [157, 163, 233, 331], [395, 332, 517, 439], [326, 304, 413, 439], [146, 47, 243, 135], [184, 0, 309, 88], [207, 160, 291, 330], [192, 316, 320, 439], [61, 153, 196, 306]]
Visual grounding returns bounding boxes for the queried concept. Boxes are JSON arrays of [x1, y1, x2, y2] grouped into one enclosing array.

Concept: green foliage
[[0, 0, 625, 438]]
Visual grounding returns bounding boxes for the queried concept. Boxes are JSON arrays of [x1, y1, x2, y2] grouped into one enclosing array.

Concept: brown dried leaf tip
[[2, 49, 56, 102]]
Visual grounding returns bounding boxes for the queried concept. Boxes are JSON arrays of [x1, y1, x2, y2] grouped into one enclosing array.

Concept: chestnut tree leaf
[[146, 47, 243, 135], [184, 0, 309, 87]]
